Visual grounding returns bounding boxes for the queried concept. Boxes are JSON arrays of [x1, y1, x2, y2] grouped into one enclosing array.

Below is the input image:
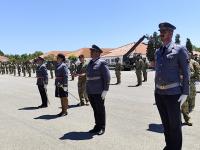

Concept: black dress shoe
[[38, 105, 47, 108], [89, 126, 99, 133], [57, 112, 68, 117], [97, 128, 105, 135]]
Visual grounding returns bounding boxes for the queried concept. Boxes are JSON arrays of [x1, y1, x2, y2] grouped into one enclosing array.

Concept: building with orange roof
[[101, 42, 147, 66], [0, 56, 9, 62]]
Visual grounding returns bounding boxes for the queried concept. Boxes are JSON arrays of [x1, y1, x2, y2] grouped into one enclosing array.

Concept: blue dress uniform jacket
[[155, 42, 190, 95], [55, 62, 68, 87], [36, 64, 48, 85], [86, 58, 111, 94]]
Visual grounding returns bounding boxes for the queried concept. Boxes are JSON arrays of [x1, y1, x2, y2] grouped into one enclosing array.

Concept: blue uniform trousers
[[38, 85, 48, 106], [155, 93, 182, 150], [88, 94, 106, 130]]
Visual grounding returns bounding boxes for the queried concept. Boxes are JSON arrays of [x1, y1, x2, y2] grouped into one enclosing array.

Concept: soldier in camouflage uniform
[[26, 62, 31, 77], [69, 61, 76, 81], [142, 57, 148, 82], [17, 63, 21, 76], [114, 57, 122, 84], [181, 56, 200, 126], [75, 55, 89, 106], [13, 63, 16, 76], [22, 63, 26, 77], [135, 54, 144, 86]]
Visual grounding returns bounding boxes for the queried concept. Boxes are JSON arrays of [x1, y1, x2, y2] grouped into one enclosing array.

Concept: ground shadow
[[34, 114, 59, 120], [147, 123, 164, 133], [59, 131, 94, 140], [68, 104, 80, 109], [128, 85, 141, 87], [18, 106, 39, 110]]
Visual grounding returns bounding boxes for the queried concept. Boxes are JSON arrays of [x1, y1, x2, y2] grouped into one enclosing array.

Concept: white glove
[[101, 91, 108, 100], [63, 87, 68, 92], [44, 84, 47, 89], [178, 94, 188, 109]]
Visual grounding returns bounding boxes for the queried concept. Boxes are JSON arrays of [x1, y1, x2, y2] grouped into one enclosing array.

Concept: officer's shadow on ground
[[59, 131, 94, 141], [34, 114, 59, 120], [147, 123, 164, 133], [18, 106, 39, 110], [128, 85, 140, 87]]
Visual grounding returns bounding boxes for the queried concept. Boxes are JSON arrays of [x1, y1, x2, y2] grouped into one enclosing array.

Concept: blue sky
[[0, 0, 200, 54]]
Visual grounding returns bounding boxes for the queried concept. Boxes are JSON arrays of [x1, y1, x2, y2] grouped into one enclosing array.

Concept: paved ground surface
[[0, 70, 199, 150]]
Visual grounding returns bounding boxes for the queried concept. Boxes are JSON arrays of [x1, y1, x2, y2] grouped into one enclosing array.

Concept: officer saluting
[[86, 45, 111, 135], [154, 22, 190, 150], [35, 57, 48, 108]]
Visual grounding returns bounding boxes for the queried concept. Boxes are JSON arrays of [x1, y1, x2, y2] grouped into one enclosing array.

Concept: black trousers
[[88, 94, 106, 129], [155, 93, 182, 150], [38, 85, 48, 106]]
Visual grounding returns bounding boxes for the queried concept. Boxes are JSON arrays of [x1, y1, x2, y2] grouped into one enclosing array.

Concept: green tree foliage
[[175, 34, 181, 44], [68, 55, 77, 62], [186, 38, 193, 53], [44, 54, 55, 61], [146, 32, 162, 62], [0, 50, 4, 56], [4, 51, 43, 63]]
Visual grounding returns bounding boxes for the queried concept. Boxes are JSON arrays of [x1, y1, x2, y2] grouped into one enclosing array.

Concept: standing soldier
[[17, 63, 21, 76], [5, 63, 8, 74], [114, 57, 122, 84], [86, 45, 111, 135], [181, 55, 199, 126], [22, 63, 26, 77], [142, 57, 148, 82], [36, 57, 48, 108], [135, 54, 143, 86], [55, 54, 68, 116], [69, 61, 76, 80], [75, 55, 89, 106], [154, 22, 189, 150], [13, 63, 16, 76], [27, 62, 31, 77]]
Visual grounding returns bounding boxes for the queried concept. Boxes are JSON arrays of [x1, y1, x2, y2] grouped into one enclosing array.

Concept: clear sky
[[0, 0, 200, 54]]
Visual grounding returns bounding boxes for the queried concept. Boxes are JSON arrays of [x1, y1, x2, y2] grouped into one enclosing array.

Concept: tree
[[44, 54, 55, 61], [175, 34, 181, 44], [68, 55, 77, 62], [186, 38, 193, 53], [0, 50, 4, 56], [146, 32, 162, 62]]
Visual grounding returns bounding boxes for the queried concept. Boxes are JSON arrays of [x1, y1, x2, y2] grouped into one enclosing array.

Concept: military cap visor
[[90, 44, 103, 53], [158, 22, 176, 31]]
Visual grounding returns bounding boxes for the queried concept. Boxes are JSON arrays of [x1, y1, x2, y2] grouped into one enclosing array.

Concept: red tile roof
[[102, 42, 147, 58], [0, 56, 9, 62]]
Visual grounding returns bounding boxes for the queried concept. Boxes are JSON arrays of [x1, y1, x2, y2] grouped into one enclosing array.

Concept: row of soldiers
[[0, 61, 56, 79], [114, 54, 149, 86]]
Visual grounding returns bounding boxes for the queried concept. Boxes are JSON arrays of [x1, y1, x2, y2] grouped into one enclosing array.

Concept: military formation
[[0, 22, 200, 149]]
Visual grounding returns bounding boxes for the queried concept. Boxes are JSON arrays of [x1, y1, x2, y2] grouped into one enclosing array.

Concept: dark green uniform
[[76, 61, 89, 105], [70, 62, 76, 81], [135, 56, 144, 86], [181, 59, 200, 126], [142, 58, 148, 82], [114, 58, 122, 84]]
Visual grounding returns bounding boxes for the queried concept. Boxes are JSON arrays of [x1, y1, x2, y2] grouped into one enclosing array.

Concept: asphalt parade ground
[[0, 70, 199, 150]]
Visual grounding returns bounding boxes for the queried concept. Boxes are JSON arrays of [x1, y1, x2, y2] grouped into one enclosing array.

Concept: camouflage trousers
[[181, 82, 196, 122], [78, 78, 89, 103], [136, 70, 142, 85], [115, 71, 121, 84], [142, 70, 147, 81]]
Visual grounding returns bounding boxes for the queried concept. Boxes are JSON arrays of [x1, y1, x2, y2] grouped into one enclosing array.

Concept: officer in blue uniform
[[86, 45, 111, 135], [36, 57, 48, 108], [154, 22, 190, 150], [55, 54, 68, 117]]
